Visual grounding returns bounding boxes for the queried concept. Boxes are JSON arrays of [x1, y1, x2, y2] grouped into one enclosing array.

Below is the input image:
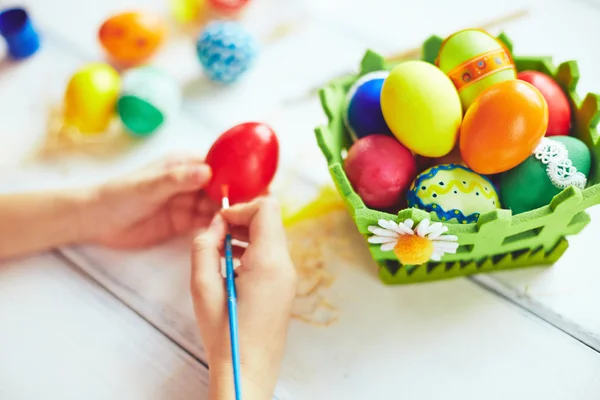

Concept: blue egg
[[196, 21, 258, 84], [344, 71, 392, 139]]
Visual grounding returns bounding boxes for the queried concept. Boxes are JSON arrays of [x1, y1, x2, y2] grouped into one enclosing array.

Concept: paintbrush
[[221, 185, 242, 400]]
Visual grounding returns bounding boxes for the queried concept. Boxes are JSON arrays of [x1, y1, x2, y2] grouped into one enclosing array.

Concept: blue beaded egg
[[196, 21, 258, 84], [344, 71, 392, 140]]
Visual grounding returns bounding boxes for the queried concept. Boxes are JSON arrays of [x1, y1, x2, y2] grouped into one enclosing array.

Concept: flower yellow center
[[393, 235, 434, 265]]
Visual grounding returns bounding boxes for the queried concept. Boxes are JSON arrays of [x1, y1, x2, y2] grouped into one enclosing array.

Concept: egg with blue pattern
[[407, 164, 500, 223], [196, 21, 258, 84], [344, 71, 392, 139]]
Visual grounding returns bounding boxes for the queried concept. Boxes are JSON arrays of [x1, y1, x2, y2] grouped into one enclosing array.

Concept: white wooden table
[[1, 0, 600, 399]]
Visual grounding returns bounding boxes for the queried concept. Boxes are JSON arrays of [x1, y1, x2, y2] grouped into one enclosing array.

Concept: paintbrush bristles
[[221, 185, 230, 209]]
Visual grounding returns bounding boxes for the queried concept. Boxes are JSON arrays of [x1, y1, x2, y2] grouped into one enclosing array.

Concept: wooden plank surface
[[0, 253, 209, 400]]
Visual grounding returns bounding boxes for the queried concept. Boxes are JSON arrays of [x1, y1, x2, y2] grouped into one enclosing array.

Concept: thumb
[[140, 163, 212, 202], [191, 213, 227, 309]]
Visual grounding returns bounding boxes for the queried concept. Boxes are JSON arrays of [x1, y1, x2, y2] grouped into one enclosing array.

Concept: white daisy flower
[[367, 218, 459, 265]]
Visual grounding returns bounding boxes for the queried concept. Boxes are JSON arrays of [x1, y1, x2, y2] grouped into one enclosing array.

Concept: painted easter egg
[[208, 0, 250, 13], [344, 71, 391, 139], [205, 122, 279, 204], [99, 11, 166, 65], [344, 134, 417, 210], [460, 80, 548, 174], [436, 29, 516, 110], [407, 164, 500, 224], [381, 60, 462, 157], [170, 0, 206, 23], [117, 66, 181, 136], [196, 21, 258, 84], [518, 70, 572, 136], [63, 63, 121, 134], [500, 136, 590, 214]]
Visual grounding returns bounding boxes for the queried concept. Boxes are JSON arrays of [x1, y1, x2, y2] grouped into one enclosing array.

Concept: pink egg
[[344, 134, 417, 209]]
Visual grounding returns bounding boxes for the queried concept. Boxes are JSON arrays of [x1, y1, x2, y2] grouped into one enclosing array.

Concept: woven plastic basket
[[315, 33, 600, 284]]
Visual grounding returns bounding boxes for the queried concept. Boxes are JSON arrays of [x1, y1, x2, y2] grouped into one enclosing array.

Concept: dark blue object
[[0, 7, 40, 60], [345, 71, 392, 139]]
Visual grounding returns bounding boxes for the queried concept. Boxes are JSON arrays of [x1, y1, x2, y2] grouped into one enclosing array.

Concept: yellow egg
[[381, 60, 462, 157], [63, 63, 121, 134]]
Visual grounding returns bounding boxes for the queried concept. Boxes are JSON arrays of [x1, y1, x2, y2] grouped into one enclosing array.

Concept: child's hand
[[84, 156, 219, 248], [191, 198, 297, 400]]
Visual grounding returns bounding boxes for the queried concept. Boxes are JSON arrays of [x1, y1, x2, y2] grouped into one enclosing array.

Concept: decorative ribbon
[[533, 138, 587, 190], [446, 48, 513, 91]]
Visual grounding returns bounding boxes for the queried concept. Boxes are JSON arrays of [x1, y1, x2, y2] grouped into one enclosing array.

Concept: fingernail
[[190, 165, 211, 184]]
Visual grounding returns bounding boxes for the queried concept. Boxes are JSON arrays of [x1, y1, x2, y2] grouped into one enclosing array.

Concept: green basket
[[314, 32, 600, 284]]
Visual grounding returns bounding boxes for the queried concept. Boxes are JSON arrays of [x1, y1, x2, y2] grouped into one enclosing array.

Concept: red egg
[[208, 0, 250, 13], [344, 134, 417, 209], [517, 70, 572, 136], [205, 122, 279, 204]]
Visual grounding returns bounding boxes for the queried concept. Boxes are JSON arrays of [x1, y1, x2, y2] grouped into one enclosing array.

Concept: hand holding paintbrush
[[191, 197, 297, 400]]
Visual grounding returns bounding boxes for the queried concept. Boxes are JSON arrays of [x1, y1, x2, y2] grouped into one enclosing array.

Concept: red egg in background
[[517, 70, 572, 136], [208, 0, 250, 13], [205, 122, 279, 204]]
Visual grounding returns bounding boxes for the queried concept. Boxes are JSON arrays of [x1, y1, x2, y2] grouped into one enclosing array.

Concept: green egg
[[117, 66, 181, 137], [437, 29, 516, 110], [499, 136, 591, 214]]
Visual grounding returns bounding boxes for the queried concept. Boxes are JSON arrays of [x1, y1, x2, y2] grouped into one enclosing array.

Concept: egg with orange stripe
[[406, 164, 500, 224], [436, 29, 516, 110]]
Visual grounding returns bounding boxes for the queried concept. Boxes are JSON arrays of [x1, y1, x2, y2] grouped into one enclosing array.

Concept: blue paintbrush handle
[[225, 233, 242, 400]]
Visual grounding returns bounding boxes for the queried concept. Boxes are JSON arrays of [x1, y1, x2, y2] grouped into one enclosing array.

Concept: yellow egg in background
[[436, 28, 516, 110], [381, 60, 462, 158], [170, 0, 206, 23], [63, 63, 121, 135]]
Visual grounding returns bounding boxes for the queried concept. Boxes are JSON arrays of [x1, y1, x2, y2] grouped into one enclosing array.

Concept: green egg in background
[[436, 29, 516, 110], [117, 66, 181, 137], [500, 136, 591, 215]]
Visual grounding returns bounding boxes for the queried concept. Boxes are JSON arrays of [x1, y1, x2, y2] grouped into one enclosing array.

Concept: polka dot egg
[[406, 164, 500, 223], [196, 21, 258, 84]]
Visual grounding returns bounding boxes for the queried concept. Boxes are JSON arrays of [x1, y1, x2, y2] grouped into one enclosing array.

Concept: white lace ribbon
[[533, 138, 587, 190]]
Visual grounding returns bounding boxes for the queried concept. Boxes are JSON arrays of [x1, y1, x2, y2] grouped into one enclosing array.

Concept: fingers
[[137, 158, 212, 203], [221, 197, 286, 247], [191, 213, 227, 303]]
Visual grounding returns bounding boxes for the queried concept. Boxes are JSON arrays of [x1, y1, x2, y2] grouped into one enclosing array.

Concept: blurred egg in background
[[117, 66, 182, 137], [63, 63, 121, 135], [196, 20, 258, 84], [99, 11, 166, 66]]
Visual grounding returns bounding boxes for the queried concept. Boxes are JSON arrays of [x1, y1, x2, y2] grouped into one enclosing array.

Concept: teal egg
[[407, 163, 500, 223], [500, 136, 591, 214], [117, 66, 181, 136]]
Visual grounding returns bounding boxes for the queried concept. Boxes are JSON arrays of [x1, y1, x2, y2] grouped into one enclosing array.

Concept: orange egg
[[99, 11, 166, 65], [460, 80, 548, 174]]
